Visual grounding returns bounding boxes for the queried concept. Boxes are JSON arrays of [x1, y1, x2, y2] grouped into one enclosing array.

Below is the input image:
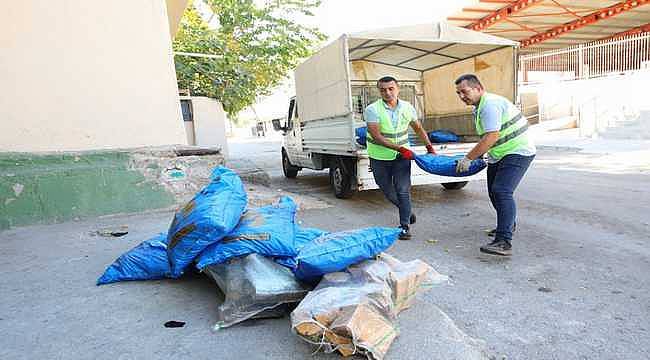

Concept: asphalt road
[[232, 137, 650, 359], [1, 137, 648, 360]]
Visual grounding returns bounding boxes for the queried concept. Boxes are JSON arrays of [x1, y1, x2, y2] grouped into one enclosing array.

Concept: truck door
[[284, 98, 303, 163]]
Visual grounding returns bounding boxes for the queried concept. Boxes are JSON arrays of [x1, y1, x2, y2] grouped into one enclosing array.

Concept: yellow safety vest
[[475, 93, 531, 160], [366, 100, 412, 160]]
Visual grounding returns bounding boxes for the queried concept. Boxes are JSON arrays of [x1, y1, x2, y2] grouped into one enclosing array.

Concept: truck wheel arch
[[282, 148, 300, 178], [328, 156, 356, 199]]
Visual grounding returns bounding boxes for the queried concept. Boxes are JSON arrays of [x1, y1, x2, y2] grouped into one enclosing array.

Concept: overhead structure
[[447, 0, 650, 52]]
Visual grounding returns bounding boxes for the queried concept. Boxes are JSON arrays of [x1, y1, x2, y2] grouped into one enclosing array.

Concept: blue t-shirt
[[474, 97, 504, 133], [364, 100, 417, 128]]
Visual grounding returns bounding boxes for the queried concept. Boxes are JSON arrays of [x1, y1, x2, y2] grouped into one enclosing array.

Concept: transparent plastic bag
[[204, 253, 311, 330], [358, 253, 449, 315], [291, 271, 395, 359], [291, 253, 448, 360]]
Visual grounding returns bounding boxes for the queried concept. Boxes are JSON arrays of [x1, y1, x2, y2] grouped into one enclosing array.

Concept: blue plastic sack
[[195, 196, 298, 269], [414, 154, 486, 177], [428, 130, 460, 143], [294, 227, 400, 284], [97, 233, 170, 285], [167, 166, 247, 277], [355, 127, 367, 146], [272, 226, 329, 269]]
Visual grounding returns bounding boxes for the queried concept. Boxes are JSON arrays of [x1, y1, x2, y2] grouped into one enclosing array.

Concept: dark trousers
[[487, 154, 535, 242], [370, 157, 412, 227]]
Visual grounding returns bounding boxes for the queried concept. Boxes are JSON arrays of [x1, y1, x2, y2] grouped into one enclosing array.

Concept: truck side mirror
[[271, 118, 285, 132]]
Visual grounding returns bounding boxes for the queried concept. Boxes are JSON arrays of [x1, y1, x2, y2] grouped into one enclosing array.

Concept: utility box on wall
[[179, 96, 229, 159]]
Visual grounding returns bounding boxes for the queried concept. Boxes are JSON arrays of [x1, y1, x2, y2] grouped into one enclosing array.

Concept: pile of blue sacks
[[356, 128, 460, 147], [97, 166, 401, 285], [355, 127, 367, 146], [427, 130, 460, 143]]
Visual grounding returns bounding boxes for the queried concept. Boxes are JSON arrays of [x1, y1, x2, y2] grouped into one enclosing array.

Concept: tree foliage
[[173, 0, 325, 119]]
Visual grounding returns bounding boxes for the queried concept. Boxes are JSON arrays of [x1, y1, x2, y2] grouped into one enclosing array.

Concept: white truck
[[273, 22, 519, 198]]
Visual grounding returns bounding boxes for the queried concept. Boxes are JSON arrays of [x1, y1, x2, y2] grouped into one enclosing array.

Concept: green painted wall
[[0, 152, 175, 230]]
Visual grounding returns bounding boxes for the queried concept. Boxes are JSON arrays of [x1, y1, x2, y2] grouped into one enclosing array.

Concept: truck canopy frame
[[347, 22, 519, 72]]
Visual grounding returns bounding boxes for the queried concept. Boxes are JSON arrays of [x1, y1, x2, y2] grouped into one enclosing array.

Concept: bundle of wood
[[291, 254, 447, 359]]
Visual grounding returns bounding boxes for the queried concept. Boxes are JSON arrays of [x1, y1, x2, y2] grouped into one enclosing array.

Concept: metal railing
[[519, 32, 650, 84]]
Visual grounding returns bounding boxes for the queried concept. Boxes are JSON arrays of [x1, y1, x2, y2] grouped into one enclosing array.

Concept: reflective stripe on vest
[[475, 93, 530, 160], [366, 99, 412, 160]]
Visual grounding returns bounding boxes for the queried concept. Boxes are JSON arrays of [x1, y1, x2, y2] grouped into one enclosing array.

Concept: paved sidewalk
[[531, 124, 650, 155]]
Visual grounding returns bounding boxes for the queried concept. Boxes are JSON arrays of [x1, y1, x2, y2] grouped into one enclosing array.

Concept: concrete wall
[[0, 148, 225, 230], [190, 97, 229, 157], [520, 84, 575, 122], [519, 70, 650, 139], [180, 97, 229, 158], [0, 1, 187, 152]]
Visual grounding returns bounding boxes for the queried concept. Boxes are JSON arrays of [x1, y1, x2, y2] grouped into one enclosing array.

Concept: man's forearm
[[377, 137, 401, 151], [411, 121, 432, 147], [367, 126, 401, 151]]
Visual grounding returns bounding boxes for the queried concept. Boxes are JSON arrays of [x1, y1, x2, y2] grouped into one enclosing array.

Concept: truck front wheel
[[282, 150, 299, 178], [441, 181, 468, 190], [329, 158, 354, 199]]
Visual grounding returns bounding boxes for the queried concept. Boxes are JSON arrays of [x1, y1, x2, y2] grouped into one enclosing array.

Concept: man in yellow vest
[[454, 74, 536, 256], [364, 76, 436, 240]]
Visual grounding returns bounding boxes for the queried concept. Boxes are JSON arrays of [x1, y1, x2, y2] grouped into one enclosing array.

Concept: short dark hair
[[454, 74, 482, 87], [377, 76, 398, 87]]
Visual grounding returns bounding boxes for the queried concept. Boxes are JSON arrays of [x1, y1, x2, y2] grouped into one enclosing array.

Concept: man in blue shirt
[[455, 74, 535, 256], [364, 76, 435, 240]]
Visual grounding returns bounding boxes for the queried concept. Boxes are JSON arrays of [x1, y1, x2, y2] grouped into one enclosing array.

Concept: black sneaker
[[409, 213, 416, 225], [480, 239, 512, 256], [398, 226, 412, 240], [486, 222, 517, 237]]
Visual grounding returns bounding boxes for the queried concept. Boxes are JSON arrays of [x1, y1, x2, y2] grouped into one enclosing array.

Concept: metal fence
[[519, 32, 650, 84]]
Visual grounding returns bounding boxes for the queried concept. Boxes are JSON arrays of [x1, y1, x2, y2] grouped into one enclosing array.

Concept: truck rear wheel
[[441, 181, 468, 190], [329, 158, 354, 199], [282, 150, 299, 178]]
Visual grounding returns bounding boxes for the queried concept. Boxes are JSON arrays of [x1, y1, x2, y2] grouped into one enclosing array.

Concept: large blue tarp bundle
[[195, 196, 298, 269], [414, 154, 486, 177], [272, 226, 329, 269], [294, 227, 400, 284], [167, 167, 247, 277], [428, 130, 460, 143], [355, 127, 367, 146], [97, 233, 170, 285]]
